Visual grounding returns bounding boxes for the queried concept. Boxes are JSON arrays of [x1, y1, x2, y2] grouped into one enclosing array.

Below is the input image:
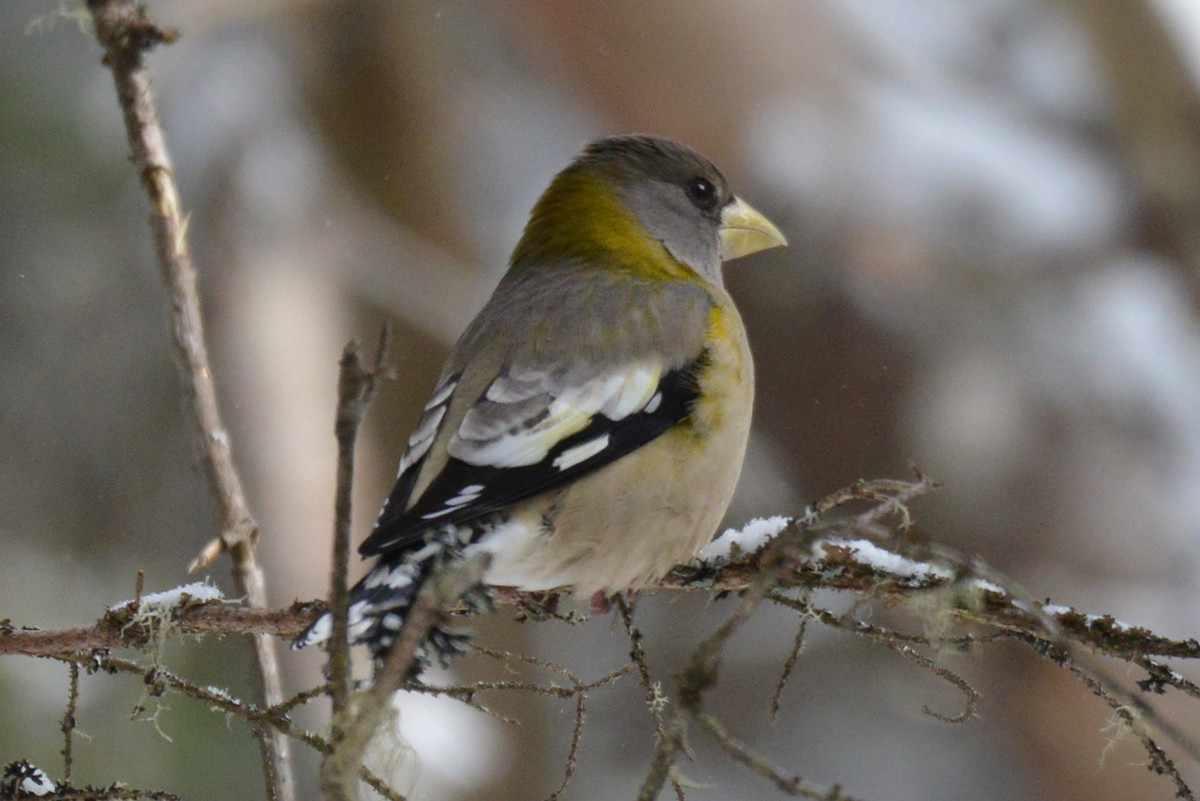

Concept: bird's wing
[[358, 353, 707, 557]]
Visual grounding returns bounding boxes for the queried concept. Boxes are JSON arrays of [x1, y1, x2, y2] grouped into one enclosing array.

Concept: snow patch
[[969, 578, 1006, 595], [812, 537, 954, 582], [113, 581, 224, 612], [1041, 603, 1073, 616], [696, 516, 792, 563]]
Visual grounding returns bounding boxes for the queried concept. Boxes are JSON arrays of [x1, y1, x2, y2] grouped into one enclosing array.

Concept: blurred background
[[4, 1, 1200, 799]]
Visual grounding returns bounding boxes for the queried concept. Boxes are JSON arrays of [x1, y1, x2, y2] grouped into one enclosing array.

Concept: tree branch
[[328, 328, 393, 721], [5, 476, 1200, 798], [82, 3, 291, 797]]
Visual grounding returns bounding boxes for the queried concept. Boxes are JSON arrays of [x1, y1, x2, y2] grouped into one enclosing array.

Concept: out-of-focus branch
[[1060, 0, 1200, 304], [83, 3, 291, 799]]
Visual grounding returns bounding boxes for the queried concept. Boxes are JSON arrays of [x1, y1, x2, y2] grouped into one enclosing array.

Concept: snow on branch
[[5, 474, 1200, 799]]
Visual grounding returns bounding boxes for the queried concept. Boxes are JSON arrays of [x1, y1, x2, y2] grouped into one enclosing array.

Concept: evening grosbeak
[[294, 134, 786, 667]]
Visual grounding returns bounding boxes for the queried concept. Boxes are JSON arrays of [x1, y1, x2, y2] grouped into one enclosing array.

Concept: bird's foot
[[589, 590, 614, 615]]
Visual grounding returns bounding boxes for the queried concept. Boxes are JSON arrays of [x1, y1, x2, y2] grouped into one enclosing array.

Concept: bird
[[293, 134, 786, 669]]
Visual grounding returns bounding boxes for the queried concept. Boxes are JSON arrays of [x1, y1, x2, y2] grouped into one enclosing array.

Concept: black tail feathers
[[291, 527, 493, 673]]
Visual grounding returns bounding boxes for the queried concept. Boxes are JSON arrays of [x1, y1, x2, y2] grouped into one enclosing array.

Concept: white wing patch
[[552, 433, 611, 471], [449, 362, 661, 469], [421, 483, 486, 520], [600, 363, 660, 419], [396, 377, 458, 477]]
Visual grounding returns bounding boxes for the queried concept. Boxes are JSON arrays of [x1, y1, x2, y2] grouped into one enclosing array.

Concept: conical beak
[[718, 196, 787, 261]]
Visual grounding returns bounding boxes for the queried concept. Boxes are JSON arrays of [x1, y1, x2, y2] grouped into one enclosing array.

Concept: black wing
[[358, 354, 707, 557]]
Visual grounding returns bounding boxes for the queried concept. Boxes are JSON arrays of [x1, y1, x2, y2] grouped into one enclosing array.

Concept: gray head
[[512, 134, 785, 286]]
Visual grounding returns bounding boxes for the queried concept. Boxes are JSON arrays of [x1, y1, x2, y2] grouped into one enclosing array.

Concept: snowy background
[[4, 1, 1200, 799]]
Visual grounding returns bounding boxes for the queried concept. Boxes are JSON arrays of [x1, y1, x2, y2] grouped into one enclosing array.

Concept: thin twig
[[616, 597, 687, 801], [636, 543, 787, 801], [693, 712, 857, 800], [769, 609, 809, 724], [329, 327, 393, 722], [634, 715, 688, 801], [1065, 659, 1196, 801], [1068, 646, 1200, 764], [769, 594, 1008, 650], [546, 690, 587, 801], [84, 3, 291, 798], [1136, 656, 1200, 702], [397, 647, 612, 796], [320, 553, 491, 801], [271, 683, 334, 717], [649, 526, 852, 799], [414, 651, 634, 726], [61, 662, 80, 782], [884, 643, 979, 724], [47, 652, 402, 801]]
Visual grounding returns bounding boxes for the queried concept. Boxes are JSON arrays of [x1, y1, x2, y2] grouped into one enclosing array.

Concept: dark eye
[[686, 177, 718, 210]]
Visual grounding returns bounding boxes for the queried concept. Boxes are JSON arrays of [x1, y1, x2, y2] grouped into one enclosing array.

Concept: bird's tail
[[292, 527, 492, 670]]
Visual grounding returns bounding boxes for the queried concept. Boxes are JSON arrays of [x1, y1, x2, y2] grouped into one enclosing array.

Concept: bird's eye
[[686, 177, 718, 210]]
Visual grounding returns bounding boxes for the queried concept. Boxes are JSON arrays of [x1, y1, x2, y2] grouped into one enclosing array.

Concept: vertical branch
[[84, 3, 292, 799], [321, 552, 491, 801], [616, 597, 686, 801], [329, 329, 392, 720], [60, 662, 79, 783]]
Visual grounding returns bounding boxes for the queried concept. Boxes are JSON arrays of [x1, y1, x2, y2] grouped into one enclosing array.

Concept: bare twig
[[547, 691, 587, 801], [634, 714, 688, 801], [616, 597, 686, 801], [60, 662, 79, 783], [50, 652, 402, 801], [650, 522, 871, 800], [1136, 656, 1200, 702], [83, 3, 290, 797], [694, 712, 856, 801], [329, 328, 393, 721], [637, 537, 800, 801], [884, 643, 979, 724], [459, 647, 623, 800], [271, 683, 334, 718], [320, 552, 492, 801], [1065, 659, 1196, 801], [769, 609, 809, 724]]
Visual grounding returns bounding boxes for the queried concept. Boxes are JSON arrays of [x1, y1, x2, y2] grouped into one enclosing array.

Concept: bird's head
[[512, 134, 786, 286]]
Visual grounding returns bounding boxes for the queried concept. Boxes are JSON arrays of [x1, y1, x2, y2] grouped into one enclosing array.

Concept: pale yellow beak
[[718, 196, 787, 261]]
